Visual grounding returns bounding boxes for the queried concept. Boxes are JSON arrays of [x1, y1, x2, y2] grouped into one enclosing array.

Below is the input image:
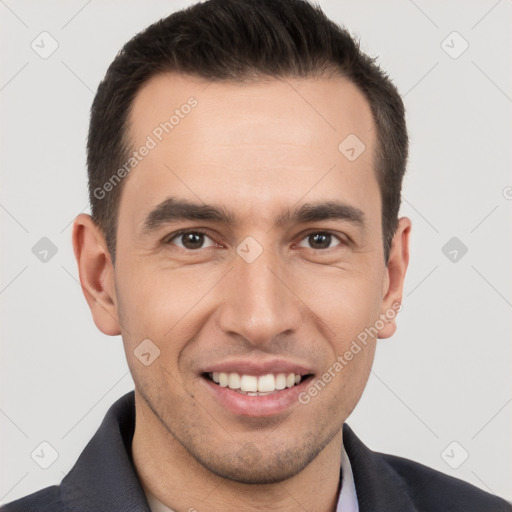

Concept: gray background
[[1, 0, 511, 505]]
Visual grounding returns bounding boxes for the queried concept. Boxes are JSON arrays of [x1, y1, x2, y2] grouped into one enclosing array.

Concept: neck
[[131, 390, 343, 512]]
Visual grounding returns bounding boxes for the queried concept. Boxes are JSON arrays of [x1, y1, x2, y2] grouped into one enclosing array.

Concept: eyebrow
[[141, 196, 365, 235]]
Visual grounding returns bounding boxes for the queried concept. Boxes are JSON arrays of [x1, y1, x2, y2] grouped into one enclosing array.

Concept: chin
[[198, 447, 313, 485], [188, 428, 334, 485]]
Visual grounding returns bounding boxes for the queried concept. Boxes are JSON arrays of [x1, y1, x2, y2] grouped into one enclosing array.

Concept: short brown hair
[[87, 0, 408, 263]]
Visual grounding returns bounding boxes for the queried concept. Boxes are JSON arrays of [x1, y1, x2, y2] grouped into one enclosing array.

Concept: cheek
[[114, 263, 227, 386], [116, 262, 217, 336], [292, 264, 385, 344]]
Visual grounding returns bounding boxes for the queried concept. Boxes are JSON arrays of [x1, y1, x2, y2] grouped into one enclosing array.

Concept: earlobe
[[72, 214, 121, 336], [378, 217, 411, 339]]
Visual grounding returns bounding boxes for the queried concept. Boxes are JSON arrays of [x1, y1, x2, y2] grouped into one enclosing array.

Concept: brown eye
[[166, 230, 215, 250], [310, 233, 331, 249], [297, 232, 342, 251], [181, 232, 205, 250]]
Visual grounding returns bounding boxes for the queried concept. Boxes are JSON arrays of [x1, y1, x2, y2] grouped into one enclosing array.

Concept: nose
[[216, 244, 303, 348]]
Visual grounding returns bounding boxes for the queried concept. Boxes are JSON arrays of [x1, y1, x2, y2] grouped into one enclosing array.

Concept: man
[[2, 0, 510, 511]]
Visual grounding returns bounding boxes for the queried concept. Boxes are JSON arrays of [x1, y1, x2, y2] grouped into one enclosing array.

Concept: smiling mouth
[[203, 372, 314, 396]]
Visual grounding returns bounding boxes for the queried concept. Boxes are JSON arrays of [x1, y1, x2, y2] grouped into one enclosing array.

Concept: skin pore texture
[[72, 73, 410, 512]]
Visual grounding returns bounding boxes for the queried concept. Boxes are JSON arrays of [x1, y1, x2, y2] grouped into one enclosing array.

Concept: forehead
[[120, 72, 379, 231]]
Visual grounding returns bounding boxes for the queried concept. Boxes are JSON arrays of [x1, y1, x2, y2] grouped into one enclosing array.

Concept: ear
[[377, 217, 411, 339], [72, 214, 121, 336]]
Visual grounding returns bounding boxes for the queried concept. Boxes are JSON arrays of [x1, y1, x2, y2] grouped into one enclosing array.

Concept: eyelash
[[162, 229, 348, 252]]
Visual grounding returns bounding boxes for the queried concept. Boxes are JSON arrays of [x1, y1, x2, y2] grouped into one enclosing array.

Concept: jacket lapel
[[342, 424, 419, 512], [59, 391, 150, 512]]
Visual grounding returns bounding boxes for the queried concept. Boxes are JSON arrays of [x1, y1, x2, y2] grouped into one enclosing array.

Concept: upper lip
[[201, 358, 313, 377]]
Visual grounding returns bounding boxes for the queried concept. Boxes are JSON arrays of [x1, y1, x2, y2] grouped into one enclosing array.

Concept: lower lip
[[201, 376, 311, 417]]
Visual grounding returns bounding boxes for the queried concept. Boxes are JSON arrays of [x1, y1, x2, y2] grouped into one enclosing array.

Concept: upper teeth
[[211, 372, 301, 392]]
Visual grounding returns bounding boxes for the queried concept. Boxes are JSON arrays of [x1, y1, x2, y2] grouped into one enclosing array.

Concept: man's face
[[103, 74, 406, 483]]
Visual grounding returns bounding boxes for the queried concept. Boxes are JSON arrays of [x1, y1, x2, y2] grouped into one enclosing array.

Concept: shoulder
[[0, 485, 66, 512], [380, 452, 512, 511], [342, 423, 511, 511]]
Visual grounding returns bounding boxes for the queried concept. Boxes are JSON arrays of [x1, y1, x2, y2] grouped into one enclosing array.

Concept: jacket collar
[[60, 391, 150, 512], [342, 423, 418, 511], [60, 391, 417, 512]]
